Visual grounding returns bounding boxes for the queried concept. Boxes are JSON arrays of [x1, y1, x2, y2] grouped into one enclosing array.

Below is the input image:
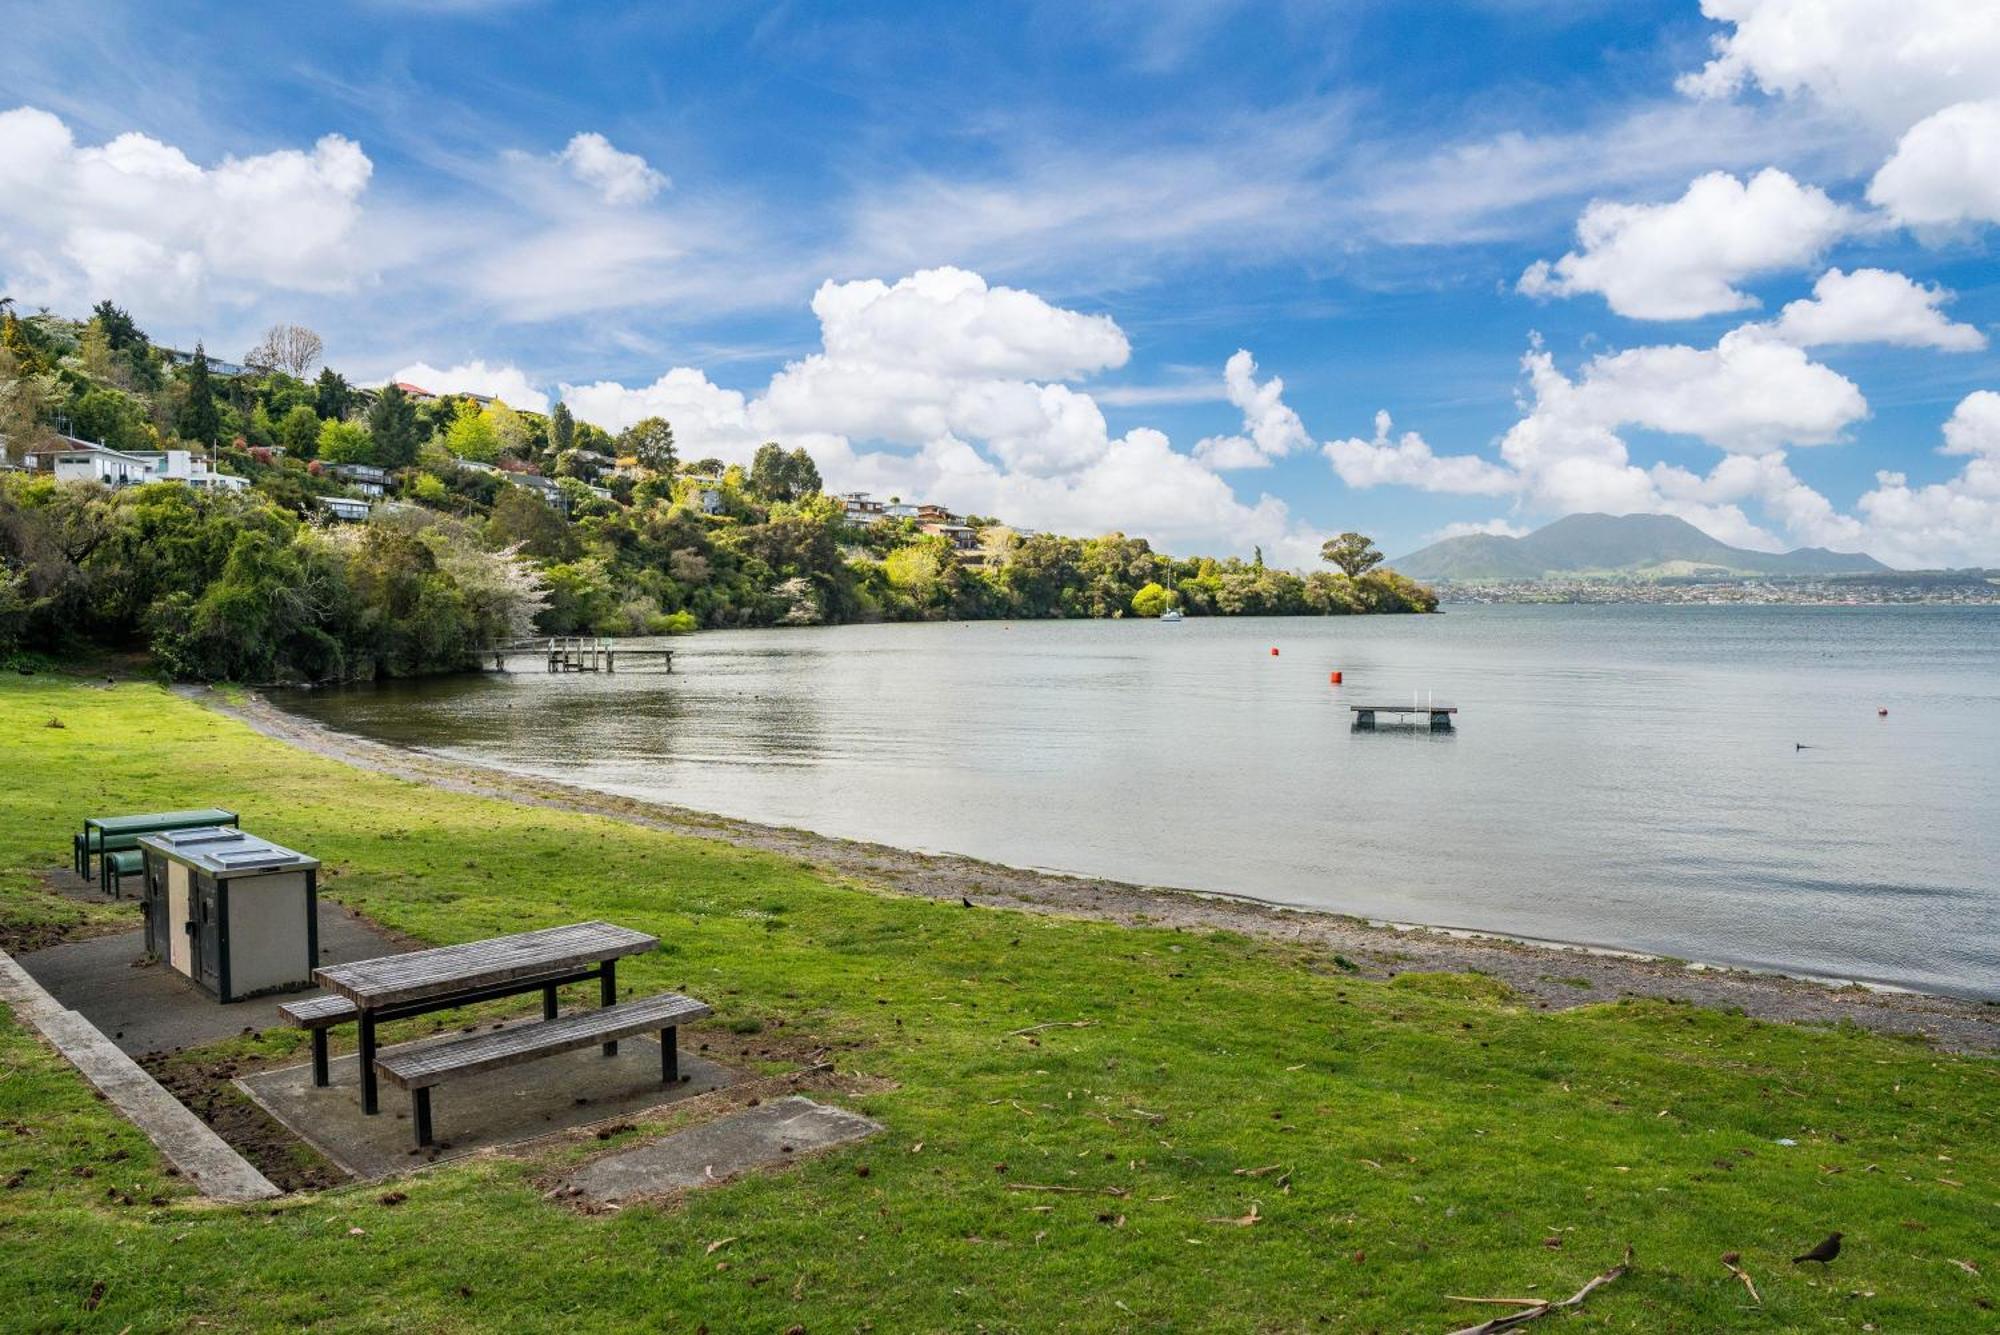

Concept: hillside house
[[320, 496, 371, 522], [330, 463, 389, 497], [841, 492, 885, 524]]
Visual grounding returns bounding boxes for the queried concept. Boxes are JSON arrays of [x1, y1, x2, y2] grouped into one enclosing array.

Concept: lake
[[276, 606, 2000, 998]]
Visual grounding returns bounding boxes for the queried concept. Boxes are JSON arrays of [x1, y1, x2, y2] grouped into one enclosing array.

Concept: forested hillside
[[0, 302, 1434, 682]]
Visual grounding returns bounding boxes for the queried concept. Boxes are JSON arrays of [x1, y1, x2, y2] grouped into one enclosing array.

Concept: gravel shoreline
[[203, 688, 1999, 1054]]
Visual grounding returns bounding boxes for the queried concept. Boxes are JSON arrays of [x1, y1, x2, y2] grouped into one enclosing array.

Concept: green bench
[[76, 809, 239, 896]]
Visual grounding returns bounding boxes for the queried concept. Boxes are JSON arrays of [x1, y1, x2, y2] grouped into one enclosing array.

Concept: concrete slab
[[558, 1096, 883, 1205], [0, 951, 280, 1202], [239, 1026, 742, 1180], [17, 901, 409, 1057]]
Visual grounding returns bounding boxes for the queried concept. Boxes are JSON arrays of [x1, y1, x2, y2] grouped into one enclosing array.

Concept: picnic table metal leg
[[413, 1089, 433, 1148], [359, 1012, 379, 1114], [543, 983, 558, 1020], [600, 960, 618, 1056], [660, 1026, 678, 1084], [311, 1030, 330, 1088]]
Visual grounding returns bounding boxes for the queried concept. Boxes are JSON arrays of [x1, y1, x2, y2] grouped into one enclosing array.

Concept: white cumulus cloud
[[1193, 349, 1313, 469], [0, 105, 373, 317], [1519, 169, 1852, 320], [1866, 99, 2000, 228], [1766, 267, 1985, 350], [558, 267, 1322, 564], [1324, 410, 1517, 495], [391, 360, 550, 414], [557, 132, 669, 205], [1679, 0, 2000, 131]]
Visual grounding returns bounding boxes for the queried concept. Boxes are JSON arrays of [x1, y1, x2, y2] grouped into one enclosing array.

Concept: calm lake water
[[278, 606, 2000, 998]]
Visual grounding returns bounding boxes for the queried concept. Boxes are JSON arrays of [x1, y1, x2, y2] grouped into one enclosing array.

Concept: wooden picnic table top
[[85, 808, 239, 834], [313, 921, 657, 1010]]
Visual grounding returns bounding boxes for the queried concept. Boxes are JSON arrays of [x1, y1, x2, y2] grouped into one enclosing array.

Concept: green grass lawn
[[1, 677, 1994, 1332]]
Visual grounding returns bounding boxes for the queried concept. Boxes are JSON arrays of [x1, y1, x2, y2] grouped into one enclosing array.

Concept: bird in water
[[1792, 1232, 1842, 1266], [1795, 743, 1814, 751]]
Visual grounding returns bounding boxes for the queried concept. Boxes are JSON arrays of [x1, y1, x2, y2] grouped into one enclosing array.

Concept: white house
[[34, 441, 154, 486], [130, 450, 250, 492], [320, 495, 372, 522]]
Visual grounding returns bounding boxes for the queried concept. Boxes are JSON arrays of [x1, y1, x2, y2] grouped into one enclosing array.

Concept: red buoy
[[1270, 647, 1280, 657], [1329, 670, 1343, 684]]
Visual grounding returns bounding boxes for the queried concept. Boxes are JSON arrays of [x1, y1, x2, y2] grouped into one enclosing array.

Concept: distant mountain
[[1393, 513, 1891, 581]]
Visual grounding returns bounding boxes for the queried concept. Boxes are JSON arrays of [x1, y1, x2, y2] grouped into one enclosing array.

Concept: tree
[[246, 323, 323, 378], [367, 382, 421, 468], [90, 301, 146, 353], [316, 419, 376, 465], [1131, 582, 1177, 617], [70, 387, 151, 452], [748, 442, 821, 503], [1320, 531, 1384, 579], [549, 401, 576, 458], [314, 368, 353, 421], [618, 416, 676, 474], [486, 486, 578, 561], [443, 402, 500, 462], [278, 404, 322, 457], [178, 343, 221, 447]]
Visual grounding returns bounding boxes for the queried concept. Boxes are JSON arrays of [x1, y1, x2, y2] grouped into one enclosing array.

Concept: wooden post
[[600, 960, 618, 1057]]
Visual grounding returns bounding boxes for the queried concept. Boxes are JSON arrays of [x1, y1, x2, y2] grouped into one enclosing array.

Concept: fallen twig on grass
[[1721, 1251, 1761, 1305], [1004, 1183, 1131, 1198], [1445, 1246, 1632, 1334], [1006, 1020, 1098, 1037]]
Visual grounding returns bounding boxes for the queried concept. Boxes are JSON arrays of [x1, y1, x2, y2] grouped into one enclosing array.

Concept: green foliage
[[314, 367, 354, 421], [0, 474, 542, 681], [443, 402, 500, 462], [367, 383, 422, 469], [315, 418, 375, 465], [618, 415, 676, 475], [176, 343, 221, 446], [1130, 581, 1176, 617], [486, 486, 577, 561], [68, 385, 151, 452], [748, 442, 821, 503], [277, 403, 322, 457], [1322, 530, 1385, 578], [549, 400, 576, 457]]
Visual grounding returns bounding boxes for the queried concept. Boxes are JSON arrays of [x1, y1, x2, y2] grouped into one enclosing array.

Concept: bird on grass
[[960, 896, 974, 908], [1792, 1232, 1842, 1265]]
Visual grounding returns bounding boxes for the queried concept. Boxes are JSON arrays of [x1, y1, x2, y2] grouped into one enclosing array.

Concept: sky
[[2, 0, 1998, 569]]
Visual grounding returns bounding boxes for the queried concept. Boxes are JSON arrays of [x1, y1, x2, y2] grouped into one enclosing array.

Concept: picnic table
[[77, 808, 239, 888], [313, 921, 659, 1116]]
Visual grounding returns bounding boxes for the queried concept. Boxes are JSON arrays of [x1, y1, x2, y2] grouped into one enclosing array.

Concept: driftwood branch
[[1445, 1247, 1633, 1334]]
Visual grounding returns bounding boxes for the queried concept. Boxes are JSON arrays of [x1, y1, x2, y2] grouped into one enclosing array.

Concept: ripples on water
[[279, 606, 2000, 998]]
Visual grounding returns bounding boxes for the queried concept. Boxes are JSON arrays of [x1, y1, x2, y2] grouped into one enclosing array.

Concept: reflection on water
[[278, 606, 2000, 998]]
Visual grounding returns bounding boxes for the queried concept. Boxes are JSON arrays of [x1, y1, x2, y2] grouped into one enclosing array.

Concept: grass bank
[[1, 677, 1993, 1331]]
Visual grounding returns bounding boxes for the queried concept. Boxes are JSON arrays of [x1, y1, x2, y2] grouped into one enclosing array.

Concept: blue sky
[[3, 1, 1998, 566]]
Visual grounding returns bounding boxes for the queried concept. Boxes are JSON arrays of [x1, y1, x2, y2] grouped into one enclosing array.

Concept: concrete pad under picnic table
[[17, 900, 410, 1057], [237, 1023, 742, 1180], [556, 1096, 884, 1205]]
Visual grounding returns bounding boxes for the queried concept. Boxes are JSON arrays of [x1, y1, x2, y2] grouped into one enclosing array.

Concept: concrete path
[[17, 901, 408, 1057], [0, 950, 280, 1202], [240, 1026, 741, 1180], [557, 1096, 883, 1206]]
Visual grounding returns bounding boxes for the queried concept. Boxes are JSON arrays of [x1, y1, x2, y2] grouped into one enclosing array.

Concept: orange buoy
[[1329, 670, 1343, 684], [1270, 647, 1280, 657]]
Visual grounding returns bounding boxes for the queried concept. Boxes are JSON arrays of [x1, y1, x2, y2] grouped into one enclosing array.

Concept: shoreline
[[205, 687, 1999, 1053]]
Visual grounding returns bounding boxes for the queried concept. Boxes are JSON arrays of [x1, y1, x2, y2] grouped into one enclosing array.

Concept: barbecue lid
[[138, 826, 320, 875]]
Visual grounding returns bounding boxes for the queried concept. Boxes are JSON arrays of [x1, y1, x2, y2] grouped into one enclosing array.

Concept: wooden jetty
[[1350, 703, 1456, 730], [485, 636, 673, 674]]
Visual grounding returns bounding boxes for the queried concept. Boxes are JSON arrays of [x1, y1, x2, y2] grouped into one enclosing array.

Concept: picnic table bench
[[308, 921, 705, 1146], [77, 808, 239, 897]]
